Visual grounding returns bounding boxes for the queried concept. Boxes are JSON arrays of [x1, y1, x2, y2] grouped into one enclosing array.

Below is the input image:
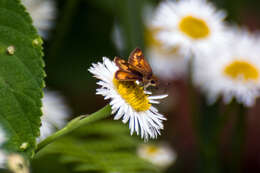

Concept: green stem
[[35, 104, 112, 154], [117, 0, 145, 53], [230, 103, 246, 173], [188, 56, 220, 172], [47, 0, 79, 62], [197, 100, 222, 173]]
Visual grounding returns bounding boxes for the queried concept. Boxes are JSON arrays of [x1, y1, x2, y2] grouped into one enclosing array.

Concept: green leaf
[[34, 121, 161, 173], [0, 0, 44, 158]]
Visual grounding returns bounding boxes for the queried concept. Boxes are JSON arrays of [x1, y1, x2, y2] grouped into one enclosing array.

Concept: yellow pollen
[[179, 16, 210, 39], [145, 27, 179, 55], [223, 60, 259, 82], [147, 146, 159, 154], [113, 78, 151, 112]]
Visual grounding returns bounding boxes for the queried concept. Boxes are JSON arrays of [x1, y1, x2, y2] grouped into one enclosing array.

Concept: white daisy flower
[[193, 30, 260, 106], [137, 143, 177, 168], [38, 90, 71, 142], [152, 0, 227, 58], [145, 27, 189, 80], [21, 0, 56, 38], [88, 57, 167, 140]]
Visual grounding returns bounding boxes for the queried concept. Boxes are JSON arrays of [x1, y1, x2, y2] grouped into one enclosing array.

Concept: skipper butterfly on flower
[[114, 48, 158, 89]]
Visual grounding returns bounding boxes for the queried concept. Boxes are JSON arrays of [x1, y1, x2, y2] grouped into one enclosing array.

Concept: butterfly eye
[[150, 80, 155, 84]]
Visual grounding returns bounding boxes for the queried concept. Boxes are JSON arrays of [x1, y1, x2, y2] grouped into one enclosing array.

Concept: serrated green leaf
[[0, 0, 44, 158]]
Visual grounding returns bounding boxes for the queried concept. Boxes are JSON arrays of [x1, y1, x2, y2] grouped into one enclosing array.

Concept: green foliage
[[86, 0, 145, 54], [33, 121, 161, 173], [0, 0, 44, 158]]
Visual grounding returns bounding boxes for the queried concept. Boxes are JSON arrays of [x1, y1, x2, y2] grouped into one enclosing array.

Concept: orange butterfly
[[114, 48, 158, 89]]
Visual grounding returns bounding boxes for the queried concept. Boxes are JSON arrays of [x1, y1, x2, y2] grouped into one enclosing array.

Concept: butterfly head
[[144, 75, 159, 89]]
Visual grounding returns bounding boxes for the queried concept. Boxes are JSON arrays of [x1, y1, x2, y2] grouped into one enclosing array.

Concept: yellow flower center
[[113, 78, 151, 112], [146, 146, 159, 155], [145, 27, 179, 55], [223, 60, 259, 82], [178, 16, 210, 39]]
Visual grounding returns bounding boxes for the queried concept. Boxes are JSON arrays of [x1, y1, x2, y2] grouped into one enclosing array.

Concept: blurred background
[[29, 0, 260, 172]]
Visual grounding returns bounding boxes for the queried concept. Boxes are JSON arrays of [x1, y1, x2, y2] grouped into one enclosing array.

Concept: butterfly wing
[[115, 70, 142, 81], [128, 48, 152, 74], [114, 57, 131, 72], [114, 57, 142, 82]]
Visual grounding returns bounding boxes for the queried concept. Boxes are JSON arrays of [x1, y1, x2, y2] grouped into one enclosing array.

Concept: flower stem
[[196, 100, 222, 173], [47, 0, 79, 62], [35, 104, 112, 154], [230, 103, 246, 173]]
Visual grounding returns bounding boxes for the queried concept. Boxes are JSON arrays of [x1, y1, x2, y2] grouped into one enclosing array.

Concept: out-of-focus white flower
[[152, 0, 227, 58], [0, 127, 6, 168], [89, 57, 167, 140], [112, 23, 126, 54], [7, 154, 29, 173], [137, 143, 177, 168], [145, 27, 189, 80], [0, 129, 5, 147], [21, 0, 56, 38], [38, 90, 71, 142], [193, 30, 260, 106], [143, 4, 189, 80]]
